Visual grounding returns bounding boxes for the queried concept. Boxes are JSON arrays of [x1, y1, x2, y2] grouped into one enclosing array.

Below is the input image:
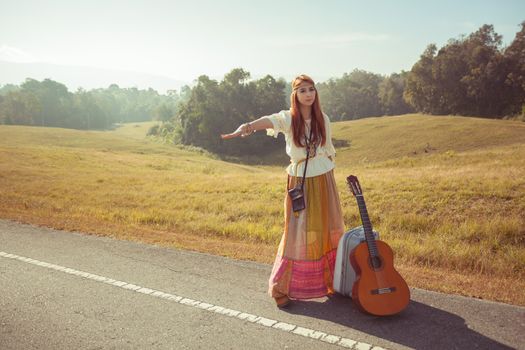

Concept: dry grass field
[[1, 114, 524, 305]]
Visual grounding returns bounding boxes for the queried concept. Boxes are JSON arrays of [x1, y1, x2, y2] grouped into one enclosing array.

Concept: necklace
[[304, 124, 317, 158]]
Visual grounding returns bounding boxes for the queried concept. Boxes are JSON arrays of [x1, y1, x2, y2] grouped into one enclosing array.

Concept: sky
[[1, 0, 524, 85]]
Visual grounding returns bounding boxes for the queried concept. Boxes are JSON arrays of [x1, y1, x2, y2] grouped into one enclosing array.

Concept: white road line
[[0, 251, 387, 350]]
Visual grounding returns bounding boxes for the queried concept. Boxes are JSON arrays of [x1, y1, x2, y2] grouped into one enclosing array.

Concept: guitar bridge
[[371, 287, 397, 295]]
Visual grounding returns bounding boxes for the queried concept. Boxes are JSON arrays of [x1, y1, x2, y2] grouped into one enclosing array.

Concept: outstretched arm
[[220, 116, 274, 140]]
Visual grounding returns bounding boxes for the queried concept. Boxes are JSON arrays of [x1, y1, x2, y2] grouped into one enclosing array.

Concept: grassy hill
[[332, 114, 525, 164], [112, 121, 161, 139], [0, 114, 524, 306]]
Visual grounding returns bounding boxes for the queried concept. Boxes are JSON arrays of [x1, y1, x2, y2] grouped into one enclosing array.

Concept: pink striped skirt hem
[[269, 249, 337, 299]]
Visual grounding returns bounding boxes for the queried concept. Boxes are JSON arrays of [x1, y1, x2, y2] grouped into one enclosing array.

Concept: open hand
[[221, 123, 253, 140]]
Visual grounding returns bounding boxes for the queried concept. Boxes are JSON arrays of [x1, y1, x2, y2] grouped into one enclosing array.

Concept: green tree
[[21, 78, 71, 126], [71, 89, 109, 129], [404, 44, 439, 113], [174, 69, 286, 156], [405, 24, 520, 117], [154, 103, 175, 122], [460, 24, 507, 116], [378, 71, 414, 115], [0, 90, 40, 125], [0, 84, 20, 95], [504, 21, 525, 115], [318, 69, 383, 120]]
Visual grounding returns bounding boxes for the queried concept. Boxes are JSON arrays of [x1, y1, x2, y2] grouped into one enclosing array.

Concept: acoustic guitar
[[347, 175, 410, 316]]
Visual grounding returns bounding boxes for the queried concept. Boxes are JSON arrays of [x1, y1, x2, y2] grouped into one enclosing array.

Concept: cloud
[[327, 33, 390, 43], [460, 21, 477, 30], [0, 45, 38, 63], [268, 32, 390, 49], [323, 33, 390, 48]]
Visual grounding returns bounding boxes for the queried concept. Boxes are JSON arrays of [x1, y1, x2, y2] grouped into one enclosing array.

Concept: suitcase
[[333, 226, 380, 297]]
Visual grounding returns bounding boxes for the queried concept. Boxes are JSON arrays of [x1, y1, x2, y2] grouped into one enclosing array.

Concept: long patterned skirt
[[268, 170, 345, 299]]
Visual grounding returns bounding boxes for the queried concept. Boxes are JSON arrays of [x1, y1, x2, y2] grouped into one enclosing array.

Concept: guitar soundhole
[[369, 256, 383, 270]]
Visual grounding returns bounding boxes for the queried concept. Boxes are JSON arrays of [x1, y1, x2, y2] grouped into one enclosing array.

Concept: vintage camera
[[288, 186, 305, 212]]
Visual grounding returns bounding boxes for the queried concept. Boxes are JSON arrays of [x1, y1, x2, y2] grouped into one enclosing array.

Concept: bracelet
[[244, 122, 255, 135]]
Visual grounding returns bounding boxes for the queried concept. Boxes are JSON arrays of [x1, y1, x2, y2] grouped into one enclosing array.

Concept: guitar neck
[[355, 194, 379, 257]]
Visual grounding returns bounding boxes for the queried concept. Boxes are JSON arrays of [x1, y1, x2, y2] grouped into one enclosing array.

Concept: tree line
[[1, 22, 523, 157], [154, 69, 288, 157], [0, 79, 178, 129], [318, 23, 525, 120], [404, 23, 525, 117]]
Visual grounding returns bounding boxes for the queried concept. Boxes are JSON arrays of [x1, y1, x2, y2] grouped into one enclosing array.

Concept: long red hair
[[290, 74, 326, 148]]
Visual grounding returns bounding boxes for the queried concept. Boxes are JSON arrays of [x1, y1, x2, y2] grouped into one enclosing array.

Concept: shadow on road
[[283, 294, 513, 350]]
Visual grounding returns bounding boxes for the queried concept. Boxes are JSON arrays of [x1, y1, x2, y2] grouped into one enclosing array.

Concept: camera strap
[[299, 126, 314, 191]]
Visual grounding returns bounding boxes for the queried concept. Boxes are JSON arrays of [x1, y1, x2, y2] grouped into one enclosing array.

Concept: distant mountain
[[0, 61, 188, 94]]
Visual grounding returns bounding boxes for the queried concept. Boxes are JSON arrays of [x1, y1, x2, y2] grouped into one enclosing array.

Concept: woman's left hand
[[221, 123, 253, 139]]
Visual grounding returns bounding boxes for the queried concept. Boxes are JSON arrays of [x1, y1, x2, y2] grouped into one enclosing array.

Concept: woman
[[221, 74, 345, 308]]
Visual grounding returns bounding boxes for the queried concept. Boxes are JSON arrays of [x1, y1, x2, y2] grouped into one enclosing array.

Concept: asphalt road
[[0, 219, 523, 350]]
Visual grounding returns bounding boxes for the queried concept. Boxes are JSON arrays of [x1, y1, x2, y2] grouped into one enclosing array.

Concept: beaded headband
[[293, 83, 316, 91]]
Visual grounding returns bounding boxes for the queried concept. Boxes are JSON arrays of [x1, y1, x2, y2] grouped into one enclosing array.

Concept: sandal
[[274, 296, 291, 308]]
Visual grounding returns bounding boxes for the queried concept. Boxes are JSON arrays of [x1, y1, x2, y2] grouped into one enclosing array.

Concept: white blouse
[[265, 110, 337, 177]]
